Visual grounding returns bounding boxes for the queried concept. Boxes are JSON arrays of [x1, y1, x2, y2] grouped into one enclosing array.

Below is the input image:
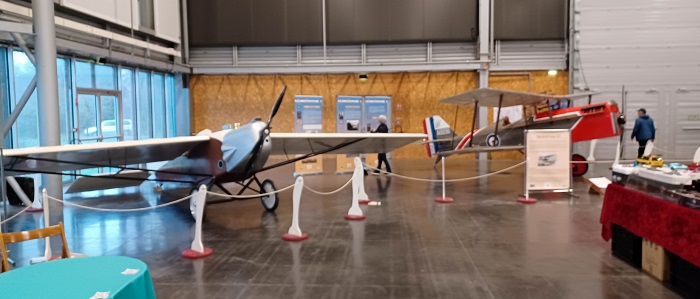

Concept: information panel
[[524, 129, 572, 192], [336, 96, 364, 173], [294, 96, 323, 175], [363, 96, 391, 168]]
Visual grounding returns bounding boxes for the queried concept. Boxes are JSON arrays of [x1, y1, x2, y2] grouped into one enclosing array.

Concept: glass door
[[74, 88, 123, 175], [74, 88, 123, 144]]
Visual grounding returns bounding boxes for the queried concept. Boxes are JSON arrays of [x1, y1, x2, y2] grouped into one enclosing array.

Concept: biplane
[[423, 88, 624, 176], [1, 87, 426, 218]]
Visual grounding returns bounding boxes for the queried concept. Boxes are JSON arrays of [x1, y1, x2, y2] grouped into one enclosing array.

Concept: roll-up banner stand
[[523, 129, 573, 199], [364, 96, 391, 168], [336, 96, 363, 173], [294, 96, 323, 175]]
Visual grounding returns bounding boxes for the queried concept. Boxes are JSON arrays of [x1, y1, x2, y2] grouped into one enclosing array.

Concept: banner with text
[[294, 96, 323, 175], [336, 96, 363, 173]]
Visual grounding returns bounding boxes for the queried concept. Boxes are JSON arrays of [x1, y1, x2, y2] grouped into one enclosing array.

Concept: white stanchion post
[[282, 176, 308, 241], [587, 139, 598, 161], [345, 158, 366, 220], [182, 185, 213, 259], [612, 139, 622, 166], [435, 157, 454, 203], [30, 189, 52, 264], [356, 157, 371, 204], [42, 189, 51, 260]]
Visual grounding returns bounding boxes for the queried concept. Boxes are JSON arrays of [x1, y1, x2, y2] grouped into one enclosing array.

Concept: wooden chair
[[0, 222, 71, 272]]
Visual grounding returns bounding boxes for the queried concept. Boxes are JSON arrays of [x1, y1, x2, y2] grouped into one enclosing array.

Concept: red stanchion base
[[358, 199, 371, 205], [282, 233, 309, 242], [435, 197, 454, 203], [181, 248, 213, 259], [27, 208, 43, 213], [517, 197, 537, 204], [345, 214, 366, 221]]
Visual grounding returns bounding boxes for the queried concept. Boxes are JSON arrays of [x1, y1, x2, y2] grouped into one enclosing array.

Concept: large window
[[152, 73, 166, 138], [137, 70, 152, 139], [11, 51, 39, 148], [119, 68, 136, 141], [1, 47, 183, 150]]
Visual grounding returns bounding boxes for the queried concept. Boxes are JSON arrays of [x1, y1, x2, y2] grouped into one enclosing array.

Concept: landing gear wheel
[[189, 188, 207, 220], [486, 133, 501, 147], [260, 179, 278, 212], [571, 154, 588, 177]]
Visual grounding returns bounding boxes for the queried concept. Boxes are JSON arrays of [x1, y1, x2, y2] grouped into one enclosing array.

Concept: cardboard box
[[642, 239, 670, 281]]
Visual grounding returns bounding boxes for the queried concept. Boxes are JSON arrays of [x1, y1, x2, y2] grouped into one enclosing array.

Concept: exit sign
[[689, 115, 700, 121]]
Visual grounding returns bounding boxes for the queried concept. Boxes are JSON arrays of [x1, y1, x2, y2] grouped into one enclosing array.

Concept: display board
[[335, 95, 392, 173], [524, 129, 572, 196], [336, 96, 364, 173], [363, 96, 392, 169], [294, 96, 323, 175]]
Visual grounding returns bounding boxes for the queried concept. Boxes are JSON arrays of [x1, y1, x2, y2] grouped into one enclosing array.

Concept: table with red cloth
[[600, 183, 700, 268]]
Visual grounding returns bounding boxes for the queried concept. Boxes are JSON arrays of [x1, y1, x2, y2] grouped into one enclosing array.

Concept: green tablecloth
[[0, 256, 156, 299]]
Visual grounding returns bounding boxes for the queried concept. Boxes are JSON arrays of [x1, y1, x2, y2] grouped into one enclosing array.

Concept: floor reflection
[[1, 159, 681, 298]]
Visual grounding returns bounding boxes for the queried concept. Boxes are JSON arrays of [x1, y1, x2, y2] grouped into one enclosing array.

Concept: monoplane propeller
[[266, 86, 287, 133]]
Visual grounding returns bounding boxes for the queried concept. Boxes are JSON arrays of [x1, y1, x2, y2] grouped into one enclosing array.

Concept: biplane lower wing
[[439, 145, 525, 156]]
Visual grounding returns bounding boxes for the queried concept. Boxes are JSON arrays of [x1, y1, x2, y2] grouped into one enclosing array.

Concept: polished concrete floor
[[1, 158, 683, 299]]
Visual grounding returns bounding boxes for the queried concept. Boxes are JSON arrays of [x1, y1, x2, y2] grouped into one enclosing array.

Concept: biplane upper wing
[[1, 136, 211, 175], [440, 88, 598, 107], [269, 133, 427, 156]]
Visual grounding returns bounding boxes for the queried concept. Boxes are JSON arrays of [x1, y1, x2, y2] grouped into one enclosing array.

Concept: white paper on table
[[588, 177, 612, 189], [90, 291, 110, 299], [121, 268, 140, 275]]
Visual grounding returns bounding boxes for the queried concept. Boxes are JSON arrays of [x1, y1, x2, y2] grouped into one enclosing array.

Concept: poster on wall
[[294, 96, 323, 175], [336, 96, 363, 173], [524, 129, 572, 194]]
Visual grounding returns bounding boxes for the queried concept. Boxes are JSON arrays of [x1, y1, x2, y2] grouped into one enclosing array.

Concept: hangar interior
[[0, 0, 699, 298]]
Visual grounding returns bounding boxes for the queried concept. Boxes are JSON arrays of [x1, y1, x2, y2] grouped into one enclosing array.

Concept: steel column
[[33, 0, 63, 218]]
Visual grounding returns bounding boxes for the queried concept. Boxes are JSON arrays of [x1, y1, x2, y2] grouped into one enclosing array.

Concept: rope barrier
[[364, 161, 525, 183], [206, 183, 296, 198], [0, 205, 32, 225], [570, 159, 693, 164], [46, 194, 194, 212], [303, 176, 354, 195]]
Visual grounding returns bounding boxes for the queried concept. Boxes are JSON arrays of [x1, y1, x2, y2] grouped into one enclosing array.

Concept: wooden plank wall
[[190, 70, 568, 159]]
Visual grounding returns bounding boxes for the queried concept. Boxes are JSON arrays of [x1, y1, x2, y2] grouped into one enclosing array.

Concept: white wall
[[154, 0, 181, 43], [572, 0, 700, 160], [59, 0, 180, 44]]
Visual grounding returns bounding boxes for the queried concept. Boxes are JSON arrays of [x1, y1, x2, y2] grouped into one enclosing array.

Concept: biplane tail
[[423, 116, 460, 158]]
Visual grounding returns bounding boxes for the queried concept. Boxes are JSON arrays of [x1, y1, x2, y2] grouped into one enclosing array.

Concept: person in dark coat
[[372, 115, 392, 173], [631, 108, 656, 158]]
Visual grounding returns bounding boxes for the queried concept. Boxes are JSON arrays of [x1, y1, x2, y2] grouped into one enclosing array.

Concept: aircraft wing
[[269, 133, 426, 155], [440, 88, 598, 107], [1, 136, 210, 175]]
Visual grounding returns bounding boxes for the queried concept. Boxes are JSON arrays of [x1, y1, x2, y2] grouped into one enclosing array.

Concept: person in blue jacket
[[631, 108, 656, 158]]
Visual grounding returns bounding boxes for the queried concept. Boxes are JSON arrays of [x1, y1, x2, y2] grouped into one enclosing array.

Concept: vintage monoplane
[[1, 87, 425, 217], [423, 88, 625, 176]]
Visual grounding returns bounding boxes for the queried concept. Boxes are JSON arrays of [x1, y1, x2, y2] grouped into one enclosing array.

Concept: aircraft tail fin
[[423, 116, 458, 158]]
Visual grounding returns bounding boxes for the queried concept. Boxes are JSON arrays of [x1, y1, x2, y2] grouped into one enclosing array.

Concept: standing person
[[372, 115, 392, 173], [631, 108, 656, 158]]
